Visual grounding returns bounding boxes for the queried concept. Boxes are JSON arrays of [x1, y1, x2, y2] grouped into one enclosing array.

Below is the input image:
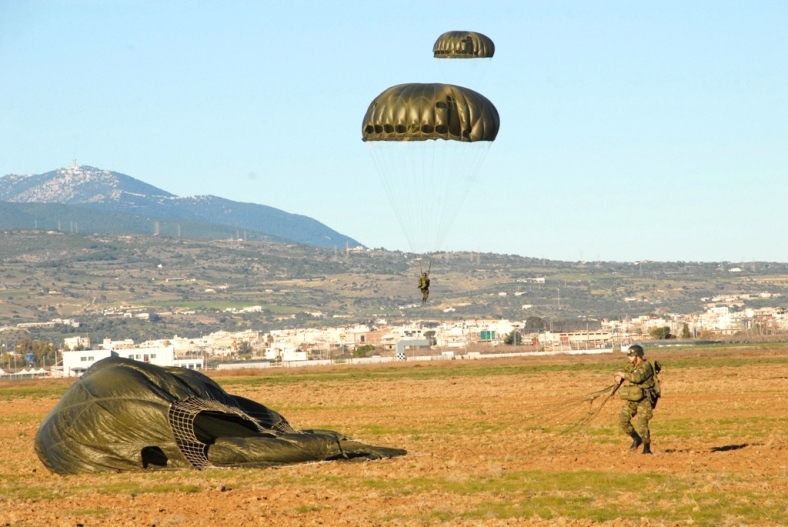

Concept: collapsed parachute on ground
[[433, 31, 495, 59], [362, 83, 499, 254], [35, 357, 406, 474]]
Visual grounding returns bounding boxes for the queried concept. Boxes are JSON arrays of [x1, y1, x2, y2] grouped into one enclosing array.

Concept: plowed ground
[[2, 344, 787, 526]]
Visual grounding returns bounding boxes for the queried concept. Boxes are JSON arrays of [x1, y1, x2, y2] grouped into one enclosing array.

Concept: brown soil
[[1, 347, 787, 526]]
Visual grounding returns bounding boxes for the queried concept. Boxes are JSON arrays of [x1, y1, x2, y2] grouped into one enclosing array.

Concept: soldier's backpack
[[649, 360, 662, 408]]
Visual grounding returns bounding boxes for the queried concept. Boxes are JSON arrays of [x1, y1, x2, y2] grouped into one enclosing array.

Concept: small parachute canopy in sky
[[362, 83, 499, 254], [362, 83, 499, 143], [433, 31, 495, 59]]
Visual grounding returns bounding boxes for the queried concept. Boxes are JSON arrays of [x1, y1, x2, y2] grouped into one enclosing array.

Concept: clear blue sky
[[2, 1, 786, 262]]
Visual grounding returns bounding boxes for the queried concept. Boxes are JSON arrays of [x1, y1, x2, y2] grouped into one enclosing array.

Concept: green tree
[[504, 330, 523, 345], [354, 344, 375, 358], [423, 330, 437, 346], [14, 338, 57, 366], [648, 326, 672, 340], [237, 341, 253, 357], [681, 323, 692, 339]]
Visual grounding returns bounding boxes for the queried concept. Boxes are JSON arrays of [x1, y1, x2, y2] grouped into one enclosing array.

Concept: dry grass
[[1, 343, 787, 526]]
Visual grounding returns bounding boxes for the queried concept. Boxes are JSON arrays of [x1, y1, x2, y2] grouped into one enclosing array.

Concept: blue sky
[[1, 1, 786, 262]]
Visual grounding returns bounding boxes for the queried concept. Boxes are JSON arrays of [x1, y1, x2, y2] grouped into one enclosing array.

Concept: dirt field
[[2, 344, 787, 526]]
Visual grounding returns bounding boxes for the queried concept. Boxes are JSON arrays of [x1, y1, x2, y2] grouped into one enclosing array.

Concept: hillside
[[2, 230, 788, 345], [0, 165, 361, 249]]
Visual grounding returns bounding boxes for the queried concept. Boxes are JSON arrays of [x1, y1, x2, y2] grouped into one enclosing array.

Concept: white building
[[64, 335, 91, 350], [62, 346, 203, 377], [99, 338, 136, 350]]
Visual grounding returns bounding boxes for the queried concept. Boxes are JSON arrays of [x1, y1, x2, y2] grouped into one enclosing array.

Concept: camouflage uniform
[[418, 274, 430, 304], [618, 360, 656, 444]]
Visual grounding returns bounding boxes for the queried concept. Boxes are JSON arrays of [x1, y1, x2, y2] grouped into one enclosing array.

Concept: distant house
[[62, 347, 203, 377], [64, 335, 91, 350]]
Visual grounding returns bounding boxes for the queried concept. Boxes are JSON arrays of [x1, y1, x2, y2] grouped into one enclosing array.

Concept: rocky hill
[[0, 165, 362, 249]]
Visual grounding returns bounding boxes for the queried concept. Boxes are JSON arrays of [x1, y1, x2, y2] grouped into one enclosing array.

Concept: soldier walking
[[614, 344, 657, 454]]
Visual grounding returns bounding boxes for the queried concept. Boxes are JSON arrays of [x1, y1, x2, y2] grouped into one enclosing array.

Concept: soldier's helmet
[[627, 344, 645, 358]]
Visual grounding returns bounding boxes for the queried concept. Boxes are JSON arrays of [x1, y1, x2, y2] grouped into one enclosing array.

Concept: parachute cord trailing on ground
[[34, 357, 406, 474], [518, 383, 621, 452], [555, 383, 621, 435]]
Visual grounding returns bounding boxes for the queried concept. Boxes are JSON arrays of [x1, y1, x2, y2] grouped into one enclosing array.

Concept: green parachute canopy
[[361, 83, 499, 254], [361, 83, 499, 143], [35, 357, 405, 474], [433, 31, 495, 59]]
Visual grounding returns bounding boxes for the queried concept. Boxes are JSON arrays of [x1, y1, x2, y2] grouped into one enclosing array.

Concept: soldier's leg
[[634, 400, 653, 444], [618, 401, 637, 435]]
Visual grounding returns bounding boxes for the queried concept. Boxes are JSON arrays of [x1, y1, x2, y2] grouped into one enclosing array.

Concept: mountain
[[0, 165, 362, 248]]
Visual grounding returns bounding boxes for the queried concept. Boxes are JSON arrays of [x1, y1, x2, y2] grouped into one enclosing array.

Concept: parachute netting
[[168, 397, 298, 469], [366, 140, 491, 254]]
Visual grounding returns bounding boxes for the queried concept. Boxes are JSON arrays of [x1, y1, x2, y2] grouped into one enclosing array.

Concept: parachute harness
[[168, 397, 297, 469]]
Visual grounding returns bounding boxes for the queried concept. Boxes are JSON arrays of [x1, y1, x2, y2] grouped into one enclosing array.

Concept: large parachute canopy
[[35, 357, 405, 474], [362, 83, 499, 143], [433, 31, 495, 59], [362, 83, 499, 254]]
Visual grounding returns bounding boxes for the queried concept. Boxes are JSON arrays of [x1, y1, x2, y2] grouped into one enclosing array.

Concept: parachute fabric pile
[[35, 357, 406, 474]]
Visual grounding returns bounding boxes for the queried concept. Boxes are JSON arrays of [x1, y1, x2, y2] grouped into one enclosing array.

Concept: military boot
[[629, 431, 642, 450], [642, 442, 652, 455]]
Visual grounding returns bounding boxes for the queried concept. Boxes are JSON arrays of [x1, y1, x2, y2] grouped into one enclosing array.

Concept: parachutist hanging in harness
[[417, 260, 432, 305], [418, 272, 430, 304]]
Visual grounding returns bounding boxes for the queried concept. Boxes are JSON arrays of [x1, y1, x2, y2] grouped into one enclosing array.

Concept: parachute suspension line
[[368, 143, 419, 251], [429, 141, 491, 250], [430, 141, 489, 253], [367, 141, 490, 254], [517, 383, 621, 453], [555, 383, 620, 436], [418, 258, 433, 275], [362, 83, 498, 255]]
